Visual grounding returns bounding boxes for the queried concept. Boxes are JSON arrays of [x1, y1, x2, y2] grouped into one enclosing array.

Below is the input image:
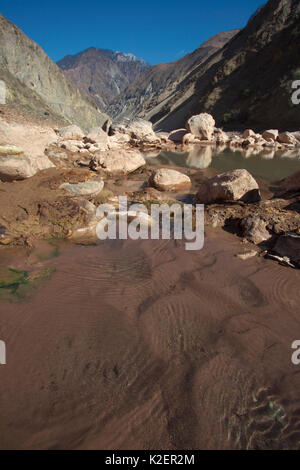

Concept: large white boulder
[[186, 113, 215, 141]]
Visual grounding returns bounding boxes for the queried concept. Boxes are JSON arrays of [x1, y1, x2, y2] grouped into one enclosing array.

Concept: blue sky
[[1, 0, 264, 64]]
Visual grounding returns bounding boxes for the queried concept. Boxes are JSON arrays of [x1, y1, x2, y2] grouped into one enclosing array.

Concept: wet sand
[[0, 231, 300, 450]]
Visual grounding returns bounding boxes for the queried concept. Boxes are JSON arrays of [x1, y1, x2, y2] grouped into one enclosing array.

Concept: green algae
[[0, 266, 56, 303]]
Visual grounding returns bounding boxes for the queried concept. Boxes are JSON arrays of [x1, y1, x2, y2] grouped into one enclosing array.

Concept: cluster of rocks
[[230, 128, 300, 151], [0, 115, 299, 268], [1, 113, 300, 182]]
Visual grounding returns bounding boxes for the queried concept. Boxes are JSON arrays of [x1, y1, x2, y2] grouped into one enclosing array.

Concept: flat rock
[[90, 150, 146, 175], [236, 250, 258, 260], [195, 169, 260, 204], [149, 168, 191, 191], [60, 178, 104, 197]]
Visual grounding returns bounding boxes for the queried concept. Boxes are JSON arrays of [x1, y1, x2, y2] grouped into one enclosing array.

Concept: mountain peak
[[57, 47, 151, 109]]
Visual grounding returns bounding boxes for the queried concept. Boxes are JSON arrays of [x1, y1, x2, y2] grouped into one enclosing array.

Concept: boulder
[[291, 131, 300, 142], [195, 169, 260, 204], [243, 129, 255, 139], [277, 132, 298, 146], [85, 127, 109, 148], [110, 119, 154, 140], [90, 150, 146, 175], [59, 140, 82, 153], [242, 137, 256, 147], [59, 178, 104, 197], [149, 168, 191, 191], [0, 154, 54, 181], [168, 129, 189, 143], [183, 133, 201, 145], [156, 132, 169, 143], [186, 113, 215, 141], [108, 133, 131, 149], [214, 128, 229, 144], [57, 125, 84, 141], [262, 129, 279, 141], [241, 216, 271, 245]]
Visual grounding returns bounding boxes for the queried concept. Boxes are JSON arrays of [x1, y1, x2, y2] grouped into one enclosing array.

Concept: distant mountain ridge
[[57, 48, 151, 109], [106, 30, 239, 120], [109, 0, 300, 132], [0, 14, 109, 131]]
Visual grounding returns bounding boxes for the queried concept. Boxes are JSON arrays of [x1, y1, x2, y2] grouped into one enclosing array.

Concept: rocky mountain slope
[[111, 0, 299, 132], [0, 14, 109, 131], [107, 30, 239, 120], [57, 48, 151, 109]]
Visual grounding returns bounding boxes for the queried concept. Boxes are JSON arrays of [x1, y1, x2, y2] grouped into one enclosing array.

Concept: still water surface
[[145, 146, 300, 182]]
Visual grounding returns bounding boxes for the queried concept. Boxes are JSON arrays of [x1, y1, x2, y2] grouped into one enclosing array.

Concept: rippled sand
[[0, 231, 300, 449]]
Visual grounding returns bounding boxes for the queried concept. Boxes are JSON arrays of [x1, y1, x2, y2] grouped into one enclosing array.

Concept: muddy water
[[146, 147, 300, 182], [0, 232, 300, 450]]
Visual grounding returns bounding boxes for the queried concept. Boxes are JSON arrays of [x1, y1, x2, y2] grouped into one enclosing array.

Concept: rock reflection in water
[[186, 146, 212, 169]]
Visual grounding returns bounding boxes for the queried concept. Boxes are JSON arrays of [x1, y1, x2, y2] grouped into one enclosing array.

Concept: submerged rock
[[195, 169, 260, 204], [59, 178, 104, 197], [149, 168, 191, 191]]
